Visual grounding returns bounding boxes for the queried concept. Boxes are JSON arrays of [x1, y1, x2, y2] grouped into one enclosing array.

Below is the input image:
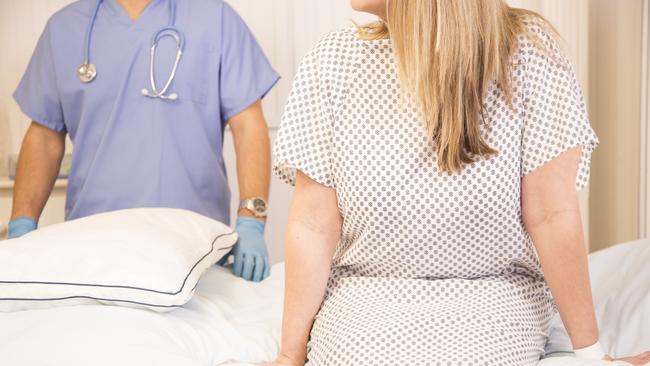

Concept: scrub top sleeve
[[272, 44, 336, 189], [13, 21, 66, 133], [520, 21, 598, 191], [219, 3, 280, 122]]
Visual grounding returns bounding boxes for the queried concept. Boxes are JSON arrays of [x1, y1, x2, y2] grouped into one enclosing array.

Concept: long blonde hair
[[359, 0, 552, 172]]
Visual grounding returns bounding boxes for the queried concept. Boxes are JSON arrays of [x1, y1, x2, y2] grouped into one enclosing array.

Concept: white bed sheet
[[1, 241, 648, 366], [541, 240, 650, 366], [0, 264, 284, 366]]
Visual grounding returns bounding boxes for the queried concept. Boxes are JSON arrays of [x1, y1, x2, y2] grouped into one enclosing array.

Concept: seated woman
[[268, 0, 650, 365]]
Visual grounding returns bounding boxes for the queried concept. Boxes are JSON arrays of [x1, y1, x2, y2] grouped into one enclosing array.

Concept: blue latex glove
[[8, 218, 38, 239], [228, 217, 270, 282]]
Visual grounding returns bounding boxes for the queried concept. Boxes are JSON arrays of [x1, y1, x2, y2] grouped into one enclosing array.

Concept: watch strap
[[239, 197, 268, 217]]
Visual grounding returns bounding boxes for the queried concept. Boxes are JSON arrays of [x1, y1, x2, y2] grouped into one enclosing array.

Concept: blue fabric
[[13, 0, 280, 223], [232, 217, 269, 282], [8, 218, 38, 239]]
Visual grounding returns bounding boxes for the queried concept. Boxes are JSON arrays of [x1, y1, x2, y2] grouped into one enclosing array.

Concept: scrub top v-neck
[[14, 0, 280, 223]]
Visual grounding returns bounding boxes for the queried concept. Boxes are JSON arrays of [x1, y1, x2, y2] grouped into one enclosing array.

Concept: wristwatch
[[238, 197, 269, 218]]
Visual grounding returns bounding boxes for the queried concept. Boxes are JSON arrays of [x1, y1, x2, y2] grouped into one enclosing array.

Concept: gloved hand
[[8, 218, 38, 239], [228, 217, 270, 282]]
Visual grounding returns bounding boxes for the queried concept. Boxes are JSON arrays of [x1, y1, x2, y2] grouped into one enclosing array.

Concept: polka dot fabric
[[520, 21, 599, 190], [273, 20, 598, 366]]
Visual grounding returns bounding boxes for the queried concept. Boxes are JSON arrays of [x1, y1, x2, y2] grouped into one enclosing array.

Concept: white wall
[[0, 0, 594, 255]]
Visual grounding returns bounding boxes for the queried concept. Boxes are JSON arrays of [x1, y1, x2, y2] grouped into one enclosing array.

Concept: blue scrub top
[[14, 0, 280, 224]]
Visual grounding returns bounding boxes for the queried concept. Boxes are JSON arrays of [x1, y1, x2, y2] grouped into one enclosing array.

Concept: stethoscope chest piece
[[78, 63, 97, 83]]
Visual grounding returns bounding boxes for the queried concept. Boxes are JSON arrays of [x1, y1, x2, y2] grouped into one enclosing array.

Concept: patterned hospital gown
[[272, 20, 598, 366]]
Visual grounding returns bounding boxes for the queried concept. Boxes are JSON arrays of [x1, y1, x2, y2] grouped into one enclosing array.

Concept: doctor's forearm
[[228, 101, 271, 218], [11, 122, 65, 221]]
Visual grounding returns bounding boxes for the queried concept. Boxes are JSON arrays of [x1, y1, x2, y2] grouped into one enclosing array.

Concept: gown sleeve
[[272, 41, 337, 189], [520, 21, 599, 191]]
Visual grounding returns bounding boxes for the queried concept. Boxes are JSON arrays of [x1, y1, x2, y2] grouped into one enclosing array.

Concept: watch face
[[253, 198, 267, 213]]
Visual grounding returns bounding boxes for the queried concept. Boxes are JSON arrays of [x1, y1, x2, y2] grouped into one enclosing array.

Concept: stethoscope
[[78, 0, 184, 101]]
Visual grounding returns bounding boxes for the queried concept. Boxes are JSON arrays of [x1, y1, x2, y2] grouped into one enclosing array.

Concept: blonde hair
[[359, 0, 553, 172]]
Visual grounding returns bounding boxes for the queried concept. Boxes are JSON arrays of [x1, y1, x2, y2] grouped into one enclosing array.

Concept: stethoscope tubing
[[83, 0, 102, 65], [81, 0, 183, 101], [147, 29, 183, 99]]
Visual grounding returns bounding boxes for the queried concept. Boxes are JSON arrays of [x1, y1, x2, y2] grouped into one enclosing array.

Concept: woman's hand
[[604, 352, 650, 365]]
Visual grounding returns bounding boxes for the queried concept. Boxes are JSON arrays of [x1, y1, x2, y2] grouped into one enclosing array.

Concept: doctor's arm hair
[[11, 121, 65, 221], [521, 146, 599, 350], [227, 100, 271, 218]]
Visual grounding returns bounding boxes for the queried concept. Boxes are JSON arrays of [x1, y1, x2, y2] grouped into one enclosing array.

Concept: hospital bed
[[0, 240, 648, 366]]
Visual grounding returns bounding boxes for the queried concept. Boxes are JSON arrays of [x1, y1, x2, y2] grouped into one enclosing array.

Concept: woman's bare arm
[[522, 146, 599, 349], [522, 146, 650, 364], [275, 171, 342, 365]]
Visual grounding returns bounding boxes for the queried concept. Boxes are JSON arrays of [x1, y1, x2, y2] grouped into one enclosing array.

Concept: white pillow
[[0, 208, 237, 312]]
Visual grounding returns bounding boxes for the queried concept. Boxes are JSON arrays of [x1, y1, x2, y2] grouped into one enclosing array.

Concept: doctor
[[8, 0, 280, 282]]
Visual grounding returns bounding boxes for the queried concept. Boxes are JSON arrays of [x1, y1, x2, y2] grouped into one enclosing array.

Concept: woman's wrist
[[574, 341, 606, 360]]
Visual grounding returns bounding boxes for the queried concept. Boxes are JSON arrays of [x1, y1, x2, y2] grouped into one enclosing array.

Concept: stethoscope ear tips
[[167, 93, 178, 101], [141, 88, 150, 96]]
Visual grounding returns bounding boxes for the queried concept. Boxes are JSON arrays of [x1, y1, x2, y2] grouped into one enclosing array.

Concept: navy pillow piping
[[0, 231, 237, 301], [0, 295, 184, 308]]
